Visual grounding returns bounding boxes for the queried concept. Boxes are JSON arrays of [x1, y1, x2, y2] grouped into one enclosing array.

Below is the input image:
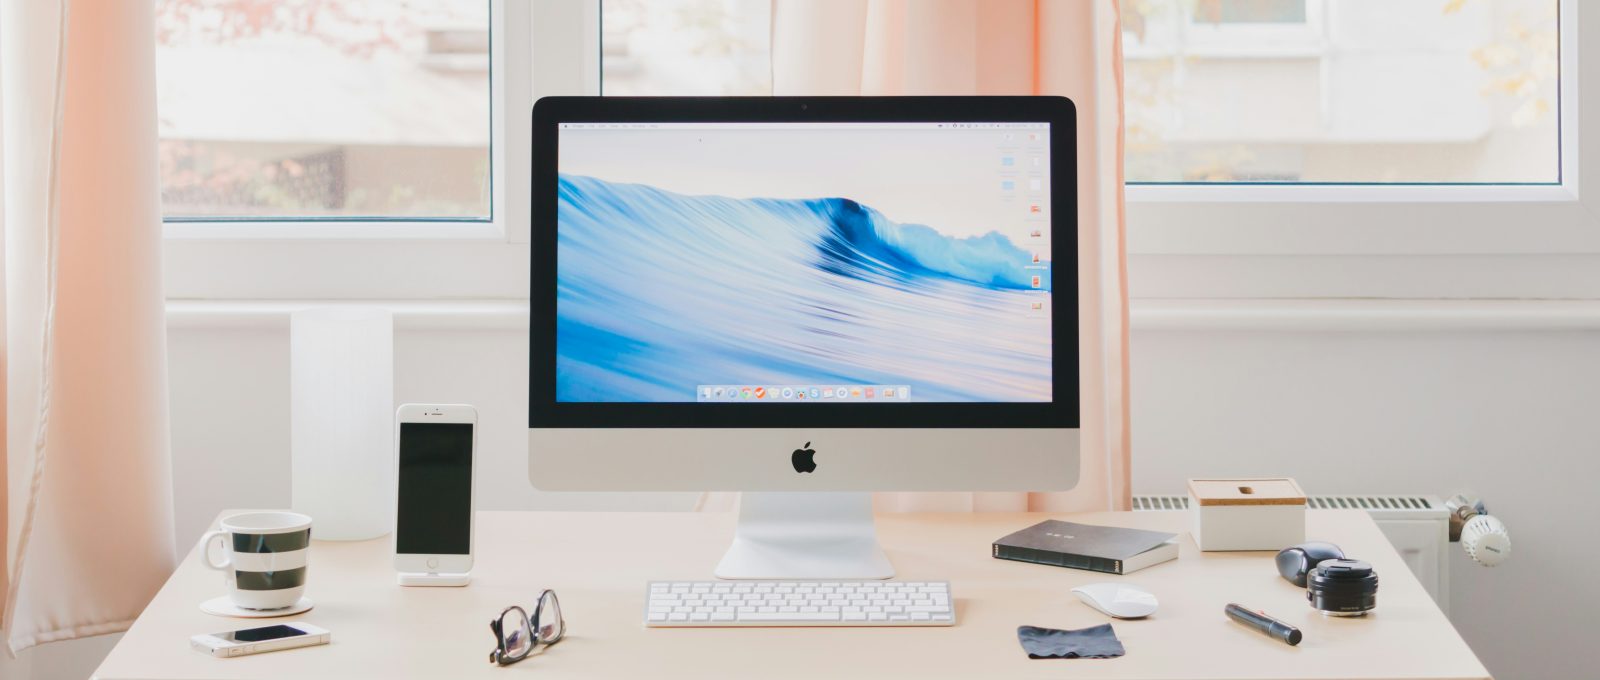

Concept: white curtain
[[2, 0, 176, 654]]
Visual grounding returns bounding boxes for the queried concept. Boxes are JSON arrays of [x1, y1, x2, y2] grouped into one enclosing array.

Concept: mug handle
[[198, 530, 232, 570]]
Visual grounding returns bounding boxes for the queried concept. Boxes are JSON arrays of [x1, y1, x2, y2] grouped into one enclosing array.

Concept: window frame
[[165, 0, 1594, 302], [162, 0, 601, 300], [1125, 0, 1592, 300]]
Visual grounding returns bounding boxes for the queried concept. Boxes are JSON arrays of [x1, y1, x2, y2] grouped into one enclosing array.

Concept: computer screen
[[555, 122, 1052, 404]]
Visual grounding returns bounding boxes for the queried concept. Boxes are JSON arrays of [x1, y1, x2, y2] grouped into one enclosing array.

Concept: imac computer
[[529, 96, 1079, 579]]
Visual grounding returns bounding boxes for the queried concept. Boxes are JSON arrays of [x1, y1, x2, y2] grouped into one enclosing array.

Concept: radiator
[[1132, 494, 1451, 614]]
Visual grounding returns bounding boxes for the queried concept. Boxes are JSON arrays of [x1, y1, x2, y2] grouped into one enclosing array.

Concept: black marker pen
[[1225, 603, 1302, 646]]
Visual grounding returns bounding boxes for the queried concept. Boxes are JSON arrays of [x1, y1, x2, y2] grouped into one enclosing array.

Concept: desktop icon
[[714, 387, 724, 397], [865, 387, 876, 399], [701, 387, 712, 399], [797, 391, 807, 400], [1031, 252, 1041, 264], [791, 441, 818, 473], [1029, 204, 1041, 214], [1029, 178, 1043, 191], [851, 388, 862, 397], [781, 387, 794, 399], [1031, 275, 1042, 289], [1001, 156, 1015, 166], [754, 387, 767, 399], [1001, 180, 1015, 191], [837, 389, 849, 400], [884, 388, 896, 398], [823, 388, 835, 398], [1031, 301, 1044, 311], [809, 388, 821, 399], [1030, 229, 1043, 238]]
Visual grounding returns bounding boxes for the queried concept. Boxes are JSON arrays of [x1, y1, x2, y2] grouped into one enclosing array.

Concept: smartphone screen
[[396, 422, 473, 555], [217, 625, 308, 643]]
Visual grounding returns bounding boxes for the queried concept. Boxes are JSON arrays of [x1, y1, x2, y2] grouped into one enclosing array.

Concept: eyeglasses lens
[[500, 607, 533, 659], [536, 591, 564, 643]]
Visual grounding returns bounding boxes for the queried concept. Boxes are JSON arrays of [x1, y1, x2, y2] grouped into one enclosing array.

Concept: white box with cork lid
[[1188, 478, 1306, 551]]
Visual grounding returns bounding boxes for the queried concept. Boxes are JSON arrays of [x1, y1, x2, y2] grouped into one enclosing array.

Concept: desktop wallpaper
[[555, 125, 1053, 402]]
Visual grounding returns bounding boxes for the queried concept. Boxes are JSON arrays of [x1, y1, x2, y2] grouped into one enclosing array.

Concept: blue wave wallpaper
[[556, 174, 1053, 402]]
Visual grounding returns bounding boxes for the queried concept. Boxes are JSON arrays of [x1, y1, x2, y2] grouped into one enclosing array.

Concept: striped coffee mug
[[199, 511, 312, 610]]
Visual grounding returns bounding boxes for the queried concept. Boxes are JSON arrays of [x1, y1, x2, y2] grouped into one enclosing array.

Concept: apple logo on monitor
[[791, 442, 817, 473]]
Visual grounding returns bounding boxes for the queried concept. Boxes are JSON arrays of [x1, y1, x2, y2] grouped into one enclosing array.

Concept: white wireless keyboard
[[645, 580, 954, 627]]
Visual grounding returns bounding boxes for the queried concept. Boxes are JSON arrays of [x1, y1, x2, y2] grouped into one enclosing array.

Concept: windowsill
[[164, 298, 1600, 332], [163, 221, 509, 241]]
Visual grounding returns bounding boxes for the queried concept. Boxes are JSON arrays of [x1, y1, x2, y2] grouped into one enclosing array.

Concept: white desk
[[96, 510, 1490, 679]]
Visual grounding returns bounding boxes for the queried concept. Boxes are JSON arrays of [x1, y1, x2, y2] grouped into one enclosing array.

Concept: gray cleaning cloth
[[1017, 623, 1126, 659]]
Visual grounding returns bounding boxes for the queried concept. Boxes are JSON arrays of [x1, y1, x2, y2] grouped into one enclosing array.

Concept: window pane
[[601, 0, 772, 96], [1123, 0, 1560, 183], [156, 0, 491, 219]]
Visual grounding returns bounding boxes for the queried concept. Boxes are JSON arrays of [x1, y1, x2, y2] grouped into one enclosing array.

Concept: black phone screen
[[221, 625, 307, 642], [396, 422, 473, 555]]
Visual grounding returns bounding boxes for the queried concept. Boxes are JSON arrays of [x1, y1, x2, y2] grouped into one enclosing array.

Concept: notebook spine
[[992, 544, 1124, 574]]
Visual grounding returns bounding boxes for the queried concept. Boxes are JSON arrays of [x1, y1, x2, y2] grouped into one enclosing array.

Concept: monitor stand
[[714, 492, 895, 580]]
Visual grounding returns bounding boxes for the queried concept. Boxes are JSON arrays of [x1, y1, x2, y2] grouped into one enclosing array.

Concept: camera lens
[[1306, 559, 1379, 616]]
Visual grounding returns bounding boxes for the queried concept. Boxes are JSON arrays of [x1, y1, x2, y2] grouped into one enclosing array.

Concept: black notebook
[[992, 520, 1179, 575]]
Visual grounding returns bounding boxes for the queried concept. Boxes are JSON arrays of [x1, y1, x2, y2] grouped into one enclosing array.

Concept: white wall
[[36, 301, 1599, 679], [1130, 307, 1600, 680], [166, 319, 702, 548]]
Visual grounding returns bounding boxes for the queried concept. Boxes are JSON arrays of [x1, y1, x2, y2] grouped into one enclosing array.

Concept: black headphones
[[1274, 541, 1346, 587]]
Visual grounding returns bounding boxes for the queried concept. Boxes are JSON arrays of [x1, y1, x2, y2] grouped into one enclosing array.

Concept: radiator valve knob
[[1460, 514, 1510, 567]]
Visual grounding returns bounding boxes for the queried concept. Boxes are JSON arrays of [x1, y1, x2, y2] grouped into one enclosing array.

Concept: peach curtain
[[2, 0, 176, 654], [728, 0, 1132, 512]]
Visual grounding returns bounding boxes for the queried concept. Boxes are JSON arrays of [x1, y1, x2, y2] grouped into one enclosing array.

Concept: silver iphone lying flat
[[191, 621, 330, 658]]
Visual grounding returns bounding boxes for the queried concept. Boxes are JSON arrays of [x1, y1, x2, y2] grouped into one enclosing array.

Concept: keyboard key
[[742, 612, 840, 622]]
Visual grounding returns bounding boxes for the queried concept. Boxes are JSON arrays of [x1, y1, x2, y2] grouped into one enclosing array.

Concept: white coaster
[[200, 596, 314, 618]]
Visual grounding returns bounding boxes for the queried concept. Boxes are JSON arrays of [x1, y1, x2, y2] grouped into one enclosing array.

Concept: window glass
[[1123, 0, 1559, 183], [600, 0, 772, 96], [156, 0, 491, 219]]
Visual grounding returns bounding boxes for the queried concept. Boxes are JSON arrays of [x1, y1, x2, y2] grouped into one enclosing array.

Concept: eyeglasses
[[489, 589, 566, 666]]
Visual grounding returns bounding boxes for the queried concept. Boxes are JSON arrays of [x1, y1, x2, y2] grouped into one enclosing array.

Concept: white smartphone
[[394, 404, 477, 576], [190, 622, 329, 658]]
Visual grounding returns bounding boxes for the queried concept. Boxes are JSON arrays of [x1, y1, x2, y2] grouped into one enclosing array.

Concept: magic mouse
[[1071, 583, 1159, 619]]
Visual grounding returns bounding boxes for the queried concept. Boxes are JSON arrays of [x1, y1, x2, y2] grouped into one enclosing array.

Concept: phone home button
[[426, 557, 439, 570]]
